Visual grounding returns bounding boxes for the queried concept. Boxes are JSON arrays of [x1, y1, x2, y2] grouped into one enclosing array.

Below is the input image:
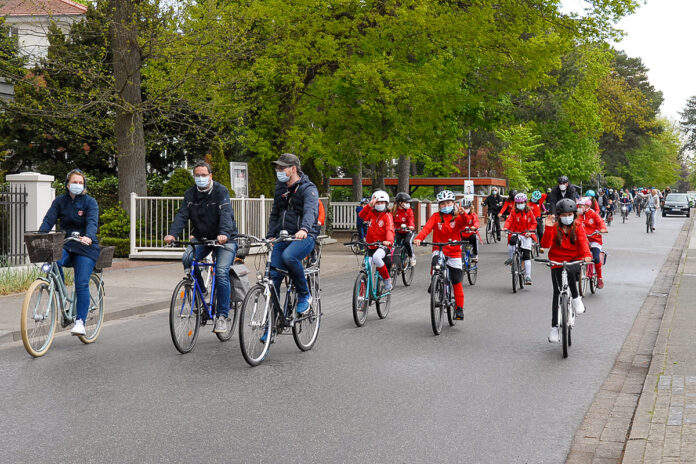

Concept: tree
[[680, 96, 696, 156]]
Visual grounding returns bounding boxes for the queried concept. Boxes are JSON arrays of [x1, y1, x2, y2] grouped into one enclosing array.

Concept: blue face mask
[[194, 176, 210, 188], [276, 171, 290, 183], [440, 206, 453, 215], [68, 183, 84, 195]]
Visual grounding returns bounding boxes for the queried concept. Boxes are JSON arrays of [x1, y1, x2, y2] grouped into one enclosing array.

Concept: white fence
[[129, 193, 326, 258], [331, 202, 360, 230]]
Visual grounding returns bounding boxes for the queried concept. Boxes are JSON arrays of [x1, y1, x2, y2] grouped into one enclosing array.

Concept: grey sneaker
[[382, 278, 393, 292], [213, 316, 228, 334], [525, 276, 532, 285], [504, 258, 512, 266]]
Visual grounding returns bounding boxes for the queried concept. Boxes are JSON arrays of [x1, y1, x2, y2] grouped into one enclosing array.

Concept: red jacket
[[392, 207, 415, 234], [504, 208, 538, 242], [579, 209, 606, 245], [359, 205, 395, 248], [459, 212, 479, 239], [541, 223, 592, 266], [499, 200, 513, 216], [415, 212, 468, 258], [528, 201, 542, 219], [591, 199, 600, 215]]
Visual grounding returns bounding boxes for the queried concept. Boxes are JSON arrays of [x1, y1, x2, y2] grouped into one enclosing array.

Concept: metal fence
[[0, 183, 28, 266], [129, 193, 327, 258]]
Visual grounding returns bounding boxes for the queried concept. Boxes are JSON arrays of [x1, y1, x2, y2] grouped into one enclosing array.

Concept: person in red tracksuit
[[459, 199, 480, 261], [414, 190, 468, 320], [541, 198, 593, 343], [359, 190, 395, 291], [503, 193, 538, 285], [576, 197, 608, 289], [391, 192, 416, 266], [498, 190, 517, 219]]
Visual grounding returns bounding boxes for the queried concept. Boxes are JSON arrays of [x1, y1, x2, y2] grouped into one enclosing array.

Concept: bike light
[[41, 263, 51, 273], [435, 265, 441, 270], [257, 271, 263, 281]]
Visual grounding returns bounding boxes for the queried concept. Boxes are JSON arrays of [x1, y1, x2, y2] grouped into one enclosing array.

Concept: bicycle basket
[[235, 236, 251, 259], [600, 251, 607, 265], [24, 232, 65, 263], [95, 246, 115, 270]]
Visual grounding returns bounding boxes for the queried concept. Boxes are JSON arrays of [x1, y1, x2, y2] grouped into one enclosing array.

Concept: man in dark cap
[[547, 175, 578, 216], [267, 153, 320, 315]]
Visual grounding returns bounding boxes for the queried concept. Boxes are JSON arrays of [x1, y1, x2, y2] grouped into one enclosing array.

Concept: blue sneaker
[[297, 294, 313, 314], [260, 325, 271, 344]]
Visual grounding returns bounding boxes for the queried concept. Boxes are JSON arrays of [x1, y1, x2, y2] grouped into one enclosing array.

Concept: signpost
[[230, 162, 249, 197]]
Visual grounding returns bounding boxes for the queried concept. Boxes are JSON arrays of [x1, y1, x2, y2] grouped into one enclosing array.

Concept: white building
[[1, 0, 87, 99]]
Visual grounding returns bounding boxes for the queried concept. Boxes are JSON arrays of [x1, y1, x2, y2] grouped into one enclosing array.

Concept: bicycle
[[344, 240, 392, 327], [645, 207, 656, 233], [578, 232, 605, 296], [349, 231, 366, 255], [238, 231, 322, 366], [536, 259, 585, 358], [460, 228, 478, 285], [391, 224, 415, 287], [634, 200, 642, 218], [504, 230, 536, 293], [21, 232, 111, 357], [421, 240, 466, 335], [606, 204, 614, 226], [621, 204, 629, 223], [168, 239, 241, 354], [485, 212, 500, 244]]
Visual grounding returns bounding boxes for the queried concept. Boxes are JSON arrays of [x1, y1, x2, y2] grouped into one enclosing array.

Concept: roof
[[0, 0, 88, 16]]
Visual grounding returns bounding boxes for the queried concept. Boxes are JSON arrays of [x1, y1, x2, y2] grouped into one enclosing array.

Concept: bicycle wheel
[[20, 279, 58, 357], [589, 265, 597, 294], [560, 293, 569, 358], [239, 284, 272, 366], [375, 277, 391, 319], [402, 253, 415, 286], [350, 233, 361, 255], [78, 274, 105, 344], [511, 256, 518, 294], [169, 279, 202, 354], [518, 258, 525, 290], [430, 274, 444, 335], [215, 301, 239, 342], [467, 263, 478, 285], [578, 267, 586, 297], [352, 272, 369, 327], [446, 281, 456, 327], [293, 278, 321, 351], [485, 221, 492, 244]]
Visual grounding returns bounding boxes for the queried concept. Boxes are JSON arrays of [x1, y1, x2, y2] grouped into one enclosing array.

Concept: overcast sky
[[562, 0, 696, 124]]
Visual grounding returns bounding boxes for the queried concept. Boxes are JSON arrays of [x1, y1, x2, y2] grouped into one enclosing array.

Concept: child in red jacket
[[359, 190, 395, 291], [541, 198, 593, 343], [459, 199, 480, 261], [414, 190, 468, 320], [577, 197, 608, 289], [391, 192, 416, 266], [503, 193, 538, 285]]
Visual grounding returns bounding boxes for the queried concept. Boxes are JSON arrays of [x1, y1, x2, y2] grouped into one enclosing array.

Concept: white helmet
[[372, 190, 389, 203], [436, 190, 455, 202]]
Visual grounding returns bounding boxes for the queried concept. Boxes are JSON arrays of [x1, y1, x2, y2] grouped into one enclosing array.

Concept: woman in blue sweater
[[39, 169, 100, 336]]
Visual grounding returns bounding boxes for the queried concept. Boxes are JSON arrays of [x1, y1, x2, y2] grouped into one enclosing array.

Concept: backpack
[[317, 200, 325, 226]]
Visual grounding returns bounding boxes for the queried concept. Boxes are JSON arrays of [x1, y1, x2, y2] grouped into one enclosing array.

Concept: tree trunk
[[351, 159, 363, 202], [112, 0, 146, 214], [372, 161, 386, 191], [397, 154, 410, 194]]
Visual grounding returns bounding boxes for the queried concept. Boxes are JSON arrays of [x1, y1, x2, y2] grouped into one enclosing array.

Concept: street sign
[[230, 162, 249, 197]]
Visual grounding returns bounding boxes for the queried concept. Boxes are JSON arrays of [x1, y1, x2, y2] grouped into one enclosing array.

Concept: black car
[[662, 193, 691, 217]]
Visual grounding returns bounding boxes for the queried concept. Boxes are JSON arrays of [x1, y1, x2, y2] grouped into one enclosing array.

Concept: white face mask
[[374, 203, 386, 212], [516, 204, 525, 210], [401, 203, 410, 209], [560, 215, 574, 225], [559, 184, 567, 192], [463, 208, 471, 214], [68, 183, 84, 195], [195, 176, 210, 188]]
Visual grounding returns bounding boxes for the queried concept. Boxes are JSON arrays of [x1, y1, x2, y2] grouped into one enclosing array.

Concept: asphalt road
[[0, 212, 687, 464]]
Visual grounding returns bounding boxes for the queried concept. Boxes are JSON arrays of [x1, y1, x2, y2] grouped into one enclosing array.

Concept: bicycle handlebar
[[343, 241, 389, 248], [168, 239, 223, 248], [420, 240, 467, 247], [534, 258, 586, 267]]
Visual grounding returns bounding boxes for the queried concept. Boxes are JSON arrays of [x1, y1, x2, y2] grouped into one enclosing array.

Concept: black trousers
[[551, 266, 579, 327], [396, 231, 414, 258]]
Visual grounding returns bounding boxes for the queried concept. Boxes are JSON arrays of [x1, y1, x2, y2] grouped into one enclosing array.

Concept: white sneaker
[[548, 326, 560, 343], [71, 319, 86, 336], [383, 279, 393, 292], [410, 257, 417, 267], [572, 297, 586, 315]]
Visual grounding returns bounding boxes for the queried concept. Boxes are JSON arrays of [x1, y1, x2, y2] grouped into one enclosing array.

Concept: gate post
[[6, 172, 54, 264]]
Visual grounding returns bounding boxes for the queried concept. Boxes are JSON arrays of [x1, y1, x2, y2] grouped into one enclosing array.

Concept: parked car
[[662, 193, 691, 217], [687, 191, 696, 208]]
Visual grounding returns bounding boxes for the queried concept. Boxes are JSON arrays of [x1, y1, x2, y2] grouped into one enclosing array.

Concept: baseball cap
[[271, 153, 301, 169]]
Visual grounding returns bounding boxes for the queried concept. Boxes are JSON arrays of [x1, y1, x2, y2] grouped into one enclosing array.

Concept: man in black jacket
[[165, 161, 238, 333], [547, 175, 578, 215], [268, 153, 320, 314], [484, 188, 504, 240]]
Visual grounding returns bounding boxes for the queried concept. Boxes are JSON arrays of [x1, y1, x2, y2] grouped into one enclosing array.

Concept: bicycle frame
[[185, 258, 217, 320], [361, 249, 388, 300], [433, 249, 452, 302]]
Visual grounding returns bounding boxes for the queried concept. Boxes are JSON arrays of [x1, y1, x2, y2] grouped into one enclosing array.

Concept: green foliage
[[147, 173, 165, 196], [98, 237, 129, 258], [162, 168, 194, 196], [619, 121, 681, 189], [209, 138, 231, 192], [99, 206, 130, 239], [247, 158, 276, 197], [495, 124, 543, 191], [604, 176, 625, 190]]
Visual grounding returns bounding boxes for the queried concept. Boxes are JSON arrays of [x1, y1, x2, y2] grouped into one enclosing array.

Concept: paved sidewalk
[[0, 241, 427, 345]]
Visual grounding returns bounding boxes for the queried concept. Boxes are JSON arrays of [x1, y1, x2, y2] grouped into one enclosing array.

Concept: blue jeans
[[270, 237, 315, 299], [57, 249, 96, 323], [357, 223, 368, 242], [182, 242, 237, 318]]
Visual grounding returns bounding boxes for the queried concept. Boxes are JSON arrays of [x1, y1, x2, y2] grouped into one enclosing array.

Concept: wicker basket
[[95, 246, 115, 270], [24, 232, 65, 263]]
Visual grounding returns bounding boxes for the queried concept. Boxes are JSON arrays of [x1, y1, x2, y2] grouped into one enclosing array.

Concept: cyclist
[[503, 193, 537, 285], [585, 190, 601, 215], [547, 175, 578, 215], [498, 189, 517, 220], [264, 153, 320, 314], [645, 188, 660, 231], [414, 190, 468, 320], [484, 188, 504, 241], [459, 198, 480, 262], [165, 161, 238, 333], [359, 190, 395, 291], [619, 192, 631, 220], [391, 192, 416, 266], [541, 199, 592, 343], [356, 198, 370, 242], [577, 197, 608, 289], [38, 168, 100, 336], [529, 190, 547, 248]]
